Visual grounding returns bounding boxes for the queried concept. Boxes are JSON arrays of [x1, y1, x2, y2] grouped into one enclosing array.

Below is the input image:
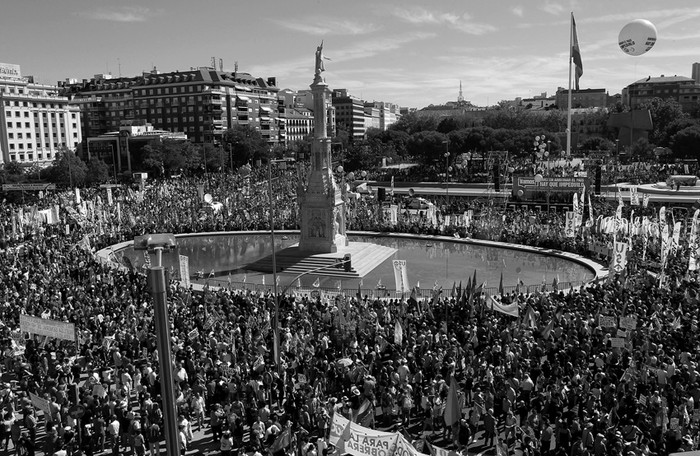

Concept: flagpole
[[566, 12, 573, 158]]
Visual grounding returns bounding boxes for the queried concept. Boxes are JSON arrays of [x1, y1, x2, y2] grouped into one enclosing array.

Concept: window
[[25, 122, 29, 128], [6, 122, 11, 127]]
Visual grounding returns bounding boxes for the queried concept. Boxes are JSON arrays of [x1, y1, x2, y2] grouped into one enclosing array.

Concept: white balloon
[[534, 174, 543, 183], [618, 19, 657, 56]]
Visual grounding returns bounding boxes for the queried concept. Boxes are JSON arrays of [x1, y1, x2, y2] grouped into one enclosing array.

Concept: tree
[[406, 131, 448, 166], [46, 148, 88, 187], [389, 112, 438, 135], [3, 161, 24, 176], [140, 140, 193, 177], [670, 124, 700, 158], [222, 125, 269, 168], [86, 159, 111, 185], [640, 97, 688, 146]]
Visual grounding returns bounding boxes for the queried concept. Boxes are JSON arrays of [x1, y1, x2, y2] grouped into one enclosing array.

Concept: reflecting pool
[[118, 232, 596, 293]]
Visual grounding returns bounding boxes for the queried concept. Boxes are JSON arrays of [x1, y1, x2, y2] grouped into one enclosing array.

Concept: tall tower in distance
[[457, 80, 465, 104], [692, 62, 700, 85]]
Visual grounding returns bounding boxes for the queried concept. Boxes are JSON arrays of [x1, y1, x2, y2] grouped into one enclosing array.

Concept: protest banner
[[329, 412, 351, 449], [394, 435, 429, 456], [20, 314, 76, 341], [345, 422, 398, 456]]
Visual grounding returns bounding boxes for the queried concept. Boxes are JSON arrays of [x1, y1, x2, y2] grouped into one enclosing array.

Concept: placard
[[611, 337, 625, 348], [599, 315, 617, 328], [29, 392, 50, 415], [639, 395, 647, 406], [619, 316, 637, 330]]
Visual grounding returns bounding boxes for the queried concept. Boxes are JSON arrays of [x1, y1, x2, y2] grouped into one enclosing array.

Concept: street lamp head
[[134, 233, 177, 252], [337, 165, 344, 174]]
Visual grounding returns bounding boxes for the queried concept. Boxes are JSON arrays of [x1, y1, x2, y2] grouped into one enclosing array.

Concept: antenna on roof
[[211, 57, 216, 68], [118, 58, 122, 77], [219, 58, 223, 72], [234, 61, 238, 76]]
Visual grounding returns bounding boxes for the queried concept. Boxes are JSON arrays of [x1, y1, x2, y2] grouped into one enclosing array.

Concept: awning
[[259, 106, 272, 112], [236, 96, 251, 103], [235, 85, 252, 92], [260, 116, 271, 121]]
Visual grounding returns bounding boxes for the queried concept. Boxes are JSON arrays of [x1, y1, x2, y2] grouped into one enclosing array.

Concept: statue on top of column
[[315, 41, 329, 78]]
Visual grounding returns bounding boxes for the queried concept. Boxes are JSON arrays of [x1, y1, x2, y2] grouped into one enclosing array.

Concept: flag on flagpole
[[313, 277, 321, 288], [571, 13, 583, 90], [499, 271, 504, 295], [444, 376, 461, 426]]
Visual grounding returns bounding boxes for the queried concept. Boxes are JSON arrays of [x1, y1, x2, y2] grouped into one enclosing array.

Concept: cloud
[[511, 6, 525, 17], [75, 6, 156, 23], [270, 17, 379, 36], [391, 6, 496, 35], [540, 1, 566, 16]]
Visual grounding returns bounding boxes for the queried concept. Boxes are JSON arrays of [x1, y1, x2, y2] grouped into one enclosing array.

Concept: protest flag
[[541, 319, 555, 339], [523, 306, 537, 329], [499, 271, 504, 295], [394, 320, 403, 345], [444, 376, 461, 426], [270, 427, 291, 454]]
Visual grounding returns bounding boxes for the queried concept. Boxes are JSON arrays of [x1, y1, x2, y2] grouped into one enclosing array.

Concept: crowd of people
[[0, 167, 698, 456]]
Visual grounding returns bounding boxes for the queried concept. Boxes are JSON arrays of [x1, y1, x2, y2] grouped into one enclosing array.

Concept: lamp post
[[133, 234, 178, 456], [267, 157, 289, 370], [109, 144, 117, 182], [443, 140, 450, 207]]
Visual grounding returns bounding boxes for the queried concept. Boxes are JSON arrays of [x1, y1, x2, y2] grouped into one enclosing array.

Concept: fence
[[199, 278, 594, 300]]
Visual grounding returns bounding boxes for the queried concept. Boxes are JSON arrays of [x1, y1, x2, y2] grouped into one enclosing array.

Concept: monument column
[[298, 42, 346, 254]]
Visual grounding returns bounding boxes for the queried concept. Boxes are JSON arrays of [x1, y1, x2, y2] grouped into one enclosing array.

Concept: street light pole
[[443, 140, 450, 207], [268, 158, 280, 370], [133, 234, 178, 456]]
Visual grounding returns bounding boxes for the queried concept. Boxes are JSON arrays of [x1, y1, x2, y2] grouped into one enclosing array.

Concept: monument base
[[247, 241, 397, 278]]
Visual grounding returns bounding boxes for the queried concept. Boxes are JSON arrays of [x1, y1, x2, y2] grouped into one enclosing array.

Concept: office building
[[332, 89, 366, 141], [0, 63, 82, 166]]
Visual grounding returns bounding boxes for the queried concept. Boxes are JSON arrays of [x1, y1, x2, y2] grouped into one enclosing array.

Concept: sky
[[2, 0, 700, 109]]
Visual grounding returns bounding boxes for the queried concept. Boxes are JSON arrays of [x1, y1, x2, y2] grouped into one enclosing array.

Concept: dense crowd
[[0, 168, 698, 456]]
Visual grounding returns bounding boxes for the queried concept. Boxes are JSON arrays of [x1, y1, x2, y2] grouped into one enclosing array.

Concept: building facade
[[332, 89, 366, 141], [623, 74, 700, 111], [0, 63, 82, 166], [86, 120, 188, 176], [555, 88, 610, 109], [60, 67, 281, 146]]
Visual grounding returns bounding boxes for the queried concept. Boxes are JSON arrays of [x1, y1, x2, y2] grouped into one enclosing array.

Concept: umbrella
[[337, 358, 353, 368]]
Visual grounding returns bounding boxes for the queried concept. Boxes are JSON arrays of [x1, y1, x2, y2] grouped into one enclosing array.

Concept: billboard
[[0, 63, 21, 79], [513, 176, 588, 200]]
